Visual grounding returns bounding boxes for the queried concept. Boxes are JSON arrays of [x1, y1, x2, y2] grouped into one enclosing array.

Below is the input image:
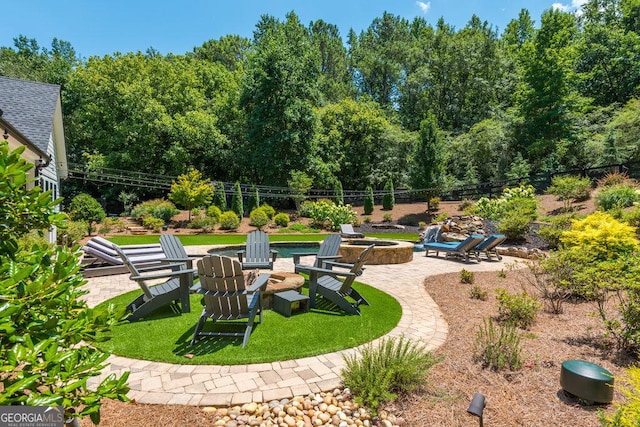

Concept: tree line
[[2, 0, 640, 206]]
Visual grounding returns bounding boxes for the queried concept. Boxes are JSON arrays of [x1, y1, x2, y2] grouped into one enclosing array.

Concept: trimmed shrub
[[495, 288, 541, 329], [546, 175, 592, 211], [334, 180, 344, 205], [469, 285, 488, 301], [498, 208, 532, 241], [57, 220, 88, 247], [188, 215, 217, 232], [428, 196, 441, 212], [600, 366, 640, 426], [219, 210, 240, 230], [364, 185, 374, 215], [131, 199, 179, 223], [260, 203, 276, 219], [536, 214, 576, 249], [460, 269, 474, 284], [382, 213, 393, 223], [142, 216, 164, 232], [274, 212, 290, 227], [247, 185, 260, 214], [382, 178, 395, 210], [67, 193, 106, 235], [473, 317, 523, 371], [298, 200, 315, 218], [596, 184, 639, 211], [597, 172, 635, 188], [205, 205, 222, 223], [250, 208, 269, 230], [341, 336, 439, 415]]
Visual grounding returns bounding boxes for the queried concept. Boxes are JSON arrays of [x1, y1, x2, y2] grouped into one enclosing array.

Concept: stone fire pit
[[338, 238, 414, 264]]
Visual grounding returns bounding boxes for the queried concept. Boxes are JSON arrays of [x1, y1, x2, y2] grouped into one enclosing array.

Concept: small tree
[[334, 180, 344, 206], [168, 168, 214, 221], [546, 175, 592, 212], [0, 141, 129, 423], [364, 185, 374, 215], [117, 191, 138, 215], [383, 178, 395, 210], [213, 181, 227, 211], [68, 193, 106, 236], [247, 184, 260, 213], [231, 181, 244, 218], [289, 170, 313, 212]]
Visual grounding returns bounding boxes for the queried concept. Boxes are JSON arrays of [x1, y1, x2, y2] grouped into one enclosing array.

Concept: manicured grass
[[108, 234, 329, 246], [107, 233, 418, 246], [95, 281, 401, 365]]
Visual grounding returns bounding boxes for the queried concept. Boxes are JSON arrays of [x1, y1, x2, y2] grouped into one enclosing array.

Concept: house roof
[[0, 76, 61, 157]]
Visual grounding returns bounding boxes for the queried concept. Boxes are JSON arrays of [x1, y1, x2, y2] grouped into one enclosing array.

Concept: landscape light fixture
[[467, 392, 486, 427]]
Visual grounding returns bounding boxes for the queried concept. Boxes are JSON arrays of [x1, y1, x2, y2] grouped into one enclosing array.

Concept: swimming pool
[[208, 242, 321, 258]]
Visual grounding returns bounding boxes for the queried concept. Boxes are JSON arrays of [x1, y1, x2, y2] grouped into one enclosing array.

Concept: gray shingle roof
[[0, 76, 61, 155]]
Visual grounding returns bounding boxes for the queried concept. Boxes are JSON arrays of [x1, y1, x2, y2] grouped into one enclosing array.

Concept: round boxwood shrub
[[260, 203, 276, 219], [274, 212, 290, 227], [219, 210, 240, 230], [250, 208, 269, 230], [67, 193, 106, 236], [206, 205, 222, 223]]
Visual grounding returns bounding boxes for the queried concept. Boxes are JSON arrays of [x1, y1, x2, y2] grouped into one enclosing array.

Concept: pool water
[[209, 242, 321, 258]]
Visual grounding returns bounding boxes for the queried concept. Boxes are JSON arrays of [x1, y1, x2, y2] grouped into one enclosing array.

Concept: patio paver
[[84, 245, 515, 406]]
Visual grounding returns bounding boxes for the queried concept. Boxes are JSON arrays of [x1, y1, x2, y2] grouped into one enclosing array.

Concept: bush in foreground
[[341, 336, 439, 414]]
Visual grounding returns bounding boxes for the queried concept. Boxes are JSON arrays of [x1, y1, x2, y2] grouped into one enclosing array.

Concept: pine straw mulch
[[396, 266, 637, 427]]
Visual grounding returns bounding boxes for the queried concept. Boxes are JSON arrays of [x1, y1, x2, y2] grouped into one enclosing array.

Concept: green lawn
[[95, 281, 402, 365], [108, 232, 418, 246]]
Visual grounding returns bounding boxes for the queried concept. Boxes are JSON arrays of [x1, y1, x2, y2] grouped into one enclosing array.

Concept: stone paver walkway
[[85, 246, 514, 406]]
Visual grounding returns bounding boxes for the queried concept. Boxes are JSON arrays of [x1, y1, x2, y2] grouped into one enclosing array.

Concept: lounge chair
[[423, 234, 485, 263], [237, 230, 278, 270], [340, 224, 364, 238], [82, 236, 166, 277], [474, 234, 506, 261], [293, 234, 342, 274], [305, 245, 374, 315], [191, 255, 270, 348], [114, 246, 196, 321]]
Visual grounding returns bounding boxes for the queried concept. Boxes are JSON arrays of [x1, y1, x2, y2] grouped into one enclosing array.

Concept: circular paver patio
[[85, 246, 514, 406]]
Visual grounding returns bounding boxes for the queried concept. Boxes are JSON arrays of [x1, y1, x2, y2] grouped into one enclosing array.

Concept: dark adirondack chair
[[305, 245, 374, 315], [293, 234, 342, 274], [423, 234, 485, 263], [474, 234, 507, 261], [114, 246, 196, 321], [191, 255, 270, 348], [340, 224, 364, 238], [160, 234, 203, 292], [237, 230, 278, 270]]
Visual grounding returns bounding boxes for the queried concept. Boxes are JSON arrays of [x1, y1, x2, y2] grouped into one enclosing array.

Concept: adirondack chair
[[340, 224, 364, 238], [423, 234, 485, 263], [191, 255, 270, 348], [237, 230, 278, 270], [474, 234, 507, 261], [160, 234, 203, 292], [114, 246, 196, 321], [293, 234, 342, 274], [305, 245, 374, 315]]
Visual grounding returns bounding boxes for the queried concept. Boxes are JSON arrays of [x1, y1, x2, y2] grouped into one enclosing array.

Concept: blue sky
[[2, 1, 587, 59]]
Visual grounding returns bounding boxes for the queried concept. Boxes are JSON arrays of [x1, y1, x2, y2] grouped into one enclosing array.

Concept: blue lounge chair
[[423, 234, 486, 263], [474, 234, 506, 261]]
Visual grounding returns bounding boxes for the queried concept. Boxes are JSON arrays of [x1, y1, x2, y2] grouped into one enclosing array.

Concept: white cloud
[[416, 1, 430, 14], [552, 2, 570, 12], [571, 0, 588, 7]]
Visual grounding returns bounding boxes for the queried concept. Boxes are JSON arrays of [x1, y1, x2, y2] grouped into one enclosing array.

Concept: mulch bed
[[396, 268, 635, 426]]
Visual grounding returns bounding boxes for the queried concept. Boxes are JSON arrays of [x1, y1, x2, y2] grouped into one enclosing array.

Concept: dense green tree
[[288, 170, 313, 211], [333, 180, 344, 205], [515, 8, 584, 170], [0, 141, 129, 423], [213, 181, 227, 211], [309, 20, 353, 102], [247, 184, 260, 213], [168, 168, 214, 220], [191, 35, 251, 72], [410, 114, 445, 194], [231, 181, 244, 218], [364, 185, 374, 215], [382, 178, 395, 210], [576, 0, 640, 106], [240, 12, 320, 185], [349, 12, 413, 109], [67, 193, 106, 235]]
